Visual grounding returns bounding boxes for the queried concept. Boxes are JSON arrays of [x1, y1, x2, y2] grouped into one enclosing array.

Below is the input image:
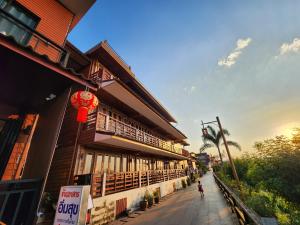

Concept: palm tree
[[200, 126, 241, 163]]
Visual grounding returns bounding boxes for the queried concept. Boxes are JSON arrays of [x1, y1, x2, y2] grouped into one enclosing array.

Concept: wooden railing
[[89, 68, 115, 85], [74, 169, 186, 198], [213, 173, 264, 225], [96, 112, 182, 155]]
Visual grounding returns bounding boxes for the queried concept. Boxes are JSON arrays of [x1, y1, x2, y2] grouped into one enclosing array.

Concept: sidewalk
[[111, 171, 238, 225]]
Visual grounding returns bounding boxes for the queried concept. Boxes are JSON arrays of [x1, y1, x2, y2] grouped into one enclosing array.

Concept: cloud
[[218, 38, 252, 68], [279, 38, 300, 55], [184, 86, 197, 94]]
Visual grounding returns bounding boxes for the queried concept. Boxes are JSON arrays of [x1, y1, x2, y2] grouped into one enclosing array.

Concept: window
[[0, 0, 38, 45], [110, 156, 115, 173], [122, 156, 127, 172], [136, 158, 140, 171], [0, 0, 38, 44], [115, 156, 121, 172], [94, 155, 103, 174], [83, 154, 93, 174], [103, 155, 109, 173]]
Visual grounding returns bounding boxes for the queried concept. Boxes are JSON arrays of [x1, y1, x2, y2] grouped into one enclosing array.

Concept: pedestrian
[[198, 181, 204, 197]]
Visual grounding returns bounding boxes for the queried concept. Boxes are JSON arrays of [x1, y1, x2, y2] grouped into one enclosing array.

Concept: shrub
[[181, 179, 187, 188], [147, 193, 153, 207], [187, 177, 191, 186], [245, 192, 275, 217]]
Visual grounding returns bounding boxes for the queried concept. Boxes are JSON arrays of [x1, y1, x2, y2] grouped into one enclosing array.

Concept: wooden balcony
[[74, 169, 186, 198], [96, 112, 182, 155]]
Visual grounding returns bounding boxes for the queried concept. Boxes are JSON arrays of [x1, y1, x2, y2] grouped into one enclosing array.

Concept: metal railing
[[0, 8, 69, 66], [74, 169, 186, 198], [213, 173, 262, 225], [96, 112, 183, 154], [0, 178, 42, 225]]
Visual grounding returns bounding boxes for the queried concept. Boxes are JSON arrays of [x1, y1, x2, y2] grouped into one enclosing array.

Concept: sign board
[[53, 185, 90, 225]]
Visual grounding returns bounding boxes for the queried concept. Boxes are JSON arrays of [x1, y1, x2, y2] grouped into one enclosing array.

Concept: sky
[[69, 0, 300, 157]]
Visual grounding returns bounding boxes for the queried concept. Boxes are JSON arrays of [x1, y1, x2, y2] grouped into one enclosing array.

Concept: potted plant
[[153, 190, 159, 204], [147, 193, 153, 208], [181, 179, 187, 188], [36, 192, 56, 223], [187, 177, 191, 186], [139, 195, 147, 211]]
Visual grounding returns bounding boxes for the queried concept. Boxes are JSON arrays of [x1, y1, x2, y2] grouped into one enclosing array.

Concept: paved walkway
[[121, 172, 238, 225]]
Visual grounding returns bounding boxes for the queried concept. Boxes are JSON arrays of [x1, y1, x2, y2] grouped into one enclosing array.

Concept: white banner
[[53, 185, 90, 225]]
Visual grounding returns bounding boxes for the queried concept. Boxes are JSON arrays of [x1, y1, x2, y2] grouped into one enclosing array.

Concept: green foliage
[[181, 179, 187, 188], [153, 190, 159, 198], [146, 193, 153, 207], [200, 125, 241, 161], [191, 173, 198, 183], [245, 191, 275, 217], [40, 192, 56, 213], [217, 129, 300, 225], [196, 160, 208, 174], [187, 177, 191, 186]]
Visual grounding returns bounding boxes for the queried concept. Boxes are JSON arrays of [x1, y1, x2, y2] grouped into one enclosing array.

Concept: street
[[115, 172, 238, 225]]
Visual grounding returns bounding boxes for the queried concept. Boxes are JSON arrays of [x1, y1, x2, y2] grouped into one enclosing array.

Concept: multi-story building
[[0, 1, 189, 224], [45, 40, 189, 224], [0, 1, 95, 224]]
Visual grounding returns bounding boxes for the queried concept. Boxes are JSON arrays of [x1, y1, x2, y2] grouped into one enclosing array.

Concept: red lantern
[[70, 91, 99, 123]]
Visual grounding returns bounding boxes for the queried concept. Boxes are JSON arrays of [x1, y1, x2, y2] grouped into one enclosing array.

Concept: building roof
[[85, 40, 178, 123]]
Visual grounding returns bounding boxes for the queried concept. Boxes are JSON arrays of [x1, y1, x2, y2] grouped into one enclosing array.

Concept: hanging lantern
[[70, 91, 99, 123]]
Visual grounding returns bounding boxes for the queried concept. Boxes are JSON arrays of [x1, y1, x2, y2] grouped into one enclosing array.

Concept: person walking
[[198, 181, 204, 197]]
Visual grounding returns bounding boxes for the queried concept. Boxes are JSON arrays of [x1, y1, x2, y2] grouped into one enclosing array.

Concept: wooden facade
[[45, 42, 189, 199], [0, 1, 189, 224], [0, 1, 95, 224]]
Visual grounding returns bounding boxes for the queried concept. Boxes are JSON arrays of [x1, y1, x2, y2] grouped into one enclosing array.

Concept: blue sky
[[69, 0, 300, 157]]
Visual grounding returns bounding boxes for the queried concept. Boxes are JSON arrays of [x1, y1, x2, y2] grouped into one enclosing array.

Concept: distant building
[[197, 153, 210, 166]]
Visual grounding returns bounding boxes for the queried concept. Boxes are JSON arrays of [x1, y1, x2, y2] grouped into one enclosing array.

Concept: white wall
[[91, 176, 187, 224]]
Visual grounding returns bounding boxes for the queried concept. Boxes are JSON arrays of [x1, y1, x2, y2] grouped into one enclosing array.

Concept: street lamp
[[201, 116, 241, 190]]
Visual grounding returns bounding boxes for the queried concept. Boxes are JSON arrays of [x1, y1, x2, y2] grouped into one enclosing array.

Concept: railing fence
[[74, 169, 186, 198]]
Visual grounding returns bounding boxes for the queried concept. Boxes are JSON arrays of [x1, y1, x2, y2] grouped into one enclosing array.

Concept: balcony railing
[[74, 169, 186, 198], [89, 68, 115, 85], [0, 8, 69, 66], [96, 112, 182, 154]]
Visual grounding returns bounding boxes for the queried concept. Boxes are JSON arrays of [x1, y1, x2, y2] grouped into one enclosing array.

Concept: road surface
[[118, 172, 238, 225]]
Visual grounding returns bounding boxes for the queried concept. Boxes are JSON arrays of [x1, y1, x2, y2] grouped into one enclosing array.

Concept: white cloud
[[218, 38, 252, 68], [184, 86, 197, 94], [279, 38, 300, 55]]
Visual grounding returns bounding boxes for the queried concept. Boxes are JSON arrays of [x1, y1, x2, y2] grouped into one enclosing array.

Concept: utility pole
[[216, 116, 241, 190], [201, 116, 241, 190]]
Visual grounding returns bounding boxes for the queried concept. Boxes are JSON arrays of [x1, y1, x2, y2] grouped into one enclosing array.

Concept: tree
[[200, 126, 241, 163]]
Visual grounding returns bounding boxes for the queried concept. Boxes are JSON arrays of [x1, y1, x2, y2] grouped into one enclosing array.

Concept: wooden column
[[147, 171, 150, 186], [138, 171, 141, 187], [102, 172, 107, 197], [105, 115, 109, 130]]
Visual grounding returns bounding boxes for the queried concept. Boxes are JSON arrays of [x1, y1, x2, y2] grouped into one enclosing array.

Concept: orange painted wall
[[2, 114, 38, 180], [16, 0, 74, 61]]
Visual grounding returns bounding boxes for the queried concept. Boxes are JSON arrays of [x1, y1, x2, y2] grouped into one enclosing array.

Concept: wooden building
[[0, 1, 189, 224], [0, 1, 95, 224], [45, 41, 190, 224]]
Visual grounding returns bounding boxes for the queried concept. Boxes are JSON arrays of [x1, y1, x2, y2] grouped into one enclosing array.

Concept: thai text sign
[[53, 185, 90, 225]]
